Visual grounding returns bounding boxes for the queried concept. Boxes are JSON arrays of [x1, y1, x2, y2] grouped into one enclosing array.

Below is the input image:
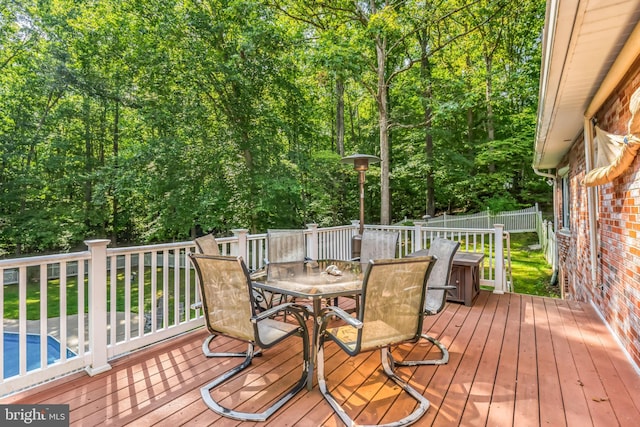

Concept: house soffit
[[534, 0, 640, 170]]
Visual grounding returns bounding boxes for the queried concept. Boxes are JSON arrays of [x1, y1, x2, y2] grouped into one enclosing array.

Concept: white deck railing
[[0, 223, 508, 397]]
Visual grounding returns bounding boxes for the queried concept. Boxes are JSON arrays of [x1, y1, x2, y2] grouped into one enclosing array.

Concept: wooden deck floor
[[4, 291, 640, 426]]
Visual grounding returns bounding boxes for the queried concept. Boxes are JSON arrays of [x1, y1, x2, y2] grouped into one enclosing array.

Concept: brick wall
[[556, 63, 640, 368]]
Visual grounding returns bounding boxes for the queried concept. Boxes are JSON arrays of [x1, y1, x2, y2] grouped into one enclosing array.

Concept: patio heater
[[341, 153, 380, 258]]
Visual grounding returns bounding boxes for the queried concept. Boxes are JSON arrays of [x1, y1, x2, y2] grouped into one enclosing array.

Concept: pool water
[[3, 332, 76, 378]]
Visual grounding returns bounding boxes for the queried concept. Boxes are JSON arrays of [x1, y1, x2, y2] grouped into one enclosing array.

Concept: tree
[[0, 0, 549, 256]]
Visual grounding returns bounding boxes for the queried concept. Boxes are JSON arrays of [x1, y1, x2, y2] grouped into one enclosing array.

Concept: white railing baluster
[[109, 254, 117, 347], [40, 264, 47, 371], [124, 253, 132, 341], [162, 250, 169, 329], [19, 266, 27, 376], [184, 247, 192, 322], [151, 250, 157, 333], [173, 248, 180, 324], [59, 261, 68, 362], [77, 259, 86, 356], [137, 251, 145, 337]]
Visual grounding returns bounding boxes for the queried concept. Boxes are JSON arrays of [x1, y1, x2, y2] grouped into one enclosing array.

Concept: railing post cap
[[231, 228, 249, 235], [306, 223, 318, 229], [84, 239, 111, 248]]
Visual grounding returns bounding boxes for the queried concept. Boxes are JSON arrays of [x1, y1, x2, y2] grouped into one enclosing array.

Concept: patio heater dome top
[[341, 153, 380, 171]]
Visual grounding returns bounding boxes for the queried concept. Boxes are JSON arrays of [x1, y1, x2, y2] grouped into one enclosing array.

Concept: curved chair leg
[[317, 343, 430, 426], [392, 334, 449, 366], [201, 339, 309, 421], [202, 334, 261, 358]]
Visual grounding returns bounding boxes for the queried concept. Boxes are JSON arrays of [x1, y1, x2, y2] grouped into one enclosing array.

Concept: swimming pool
[[3, 332, 77, 378]]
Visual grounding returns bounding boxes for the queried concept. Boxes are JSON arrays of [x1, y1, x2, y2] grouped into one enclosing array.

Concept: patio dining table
[[252, 259, 364, 390]]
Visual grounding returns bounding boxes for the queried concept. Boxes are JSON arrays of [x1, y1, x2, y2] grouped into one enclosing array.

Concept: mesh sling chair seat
[[338, 229, 399, 311], [194, 233, 281, 357], [356, 229, 400, 271], [316, 256, 436, 427], [265, 229, 315, 315], [194, 233, 221, 256], [188, 254, 310, 421], [195, 233, 275, 308], [392, 238, 460, 366]]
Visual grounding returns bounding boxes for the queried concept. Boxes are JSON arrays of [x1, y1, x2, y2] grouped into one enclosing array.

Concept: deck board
[[533, 297, 565, 427], [3, 291, 640, 426], [458, 287, 507, 427]]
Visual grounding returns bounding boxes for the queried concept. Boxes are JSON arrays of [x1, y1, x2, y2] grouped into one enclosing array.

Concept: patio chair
[[339, 229, 399, 311], [316, 256, 436, 427], [392, 238, 460, 366], [356, 229, 400, 271], [194, 233, 221, 255], [266, 228, 310, 270], [188, 253, 310, 422], [265, 229, 314, 312], [193, 233, 276, 356], [195, 233, 273, 304]]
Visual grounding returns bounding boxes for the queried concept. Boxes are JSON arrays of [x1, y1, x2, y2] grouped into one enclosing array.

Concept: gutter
[[533, 168, 559, 288], [533, 0, 562, 170]]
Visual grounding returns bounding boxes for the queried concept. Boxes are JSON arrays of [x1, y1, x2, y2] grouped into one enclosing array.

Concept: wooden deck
[[4, 291, 640, 426]]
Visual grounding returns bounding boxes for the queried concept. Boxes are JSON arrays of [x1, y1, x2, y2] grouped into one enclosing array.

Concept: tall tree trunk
[[466, 55, 474, 144], [336, 78, 345, 156], [376, 35, 390, 225], [111, 101, 119, 245], [84, 97, 93, 231], [420, 39, 435, 218], [485, 46, 496, 173]]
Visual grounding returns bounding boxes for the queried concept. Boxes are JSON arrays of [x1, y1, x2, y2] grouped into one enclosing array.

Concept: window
[[561, 173, 570, 229]]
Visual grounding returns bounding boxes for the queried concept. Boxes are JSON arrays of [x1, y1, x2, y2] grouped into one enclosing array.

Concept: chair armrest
[[249, 268, 266, 280], [253, 302, 310, 322], [428, 285, 457, 291], [319, 306, 362, 329]]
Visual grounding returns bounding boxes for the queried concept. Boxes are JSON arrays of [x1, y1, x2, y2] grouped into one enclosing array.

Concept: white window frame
[[560, 167, 570, 230]]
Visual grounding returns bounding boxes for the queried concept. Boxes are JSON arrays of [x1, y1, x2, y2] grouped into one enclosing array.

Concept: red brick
[[555, 64, 640, 369]]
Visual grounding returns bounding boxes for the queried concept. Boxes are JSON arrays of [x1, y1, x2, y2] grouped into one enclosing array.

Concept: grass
[[3, 267, 197, 321], [507, 232, 558, 298], [3, 232, 558, 320]]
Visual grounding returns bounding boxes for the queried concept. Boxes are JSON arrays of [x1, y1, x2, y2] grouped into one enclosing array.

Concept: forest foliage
[[0, 0, 550, 257]]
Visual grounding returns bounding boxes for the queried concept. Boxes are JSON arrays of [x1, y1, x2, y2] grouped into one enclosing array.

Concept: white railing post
[[232, 229, 249, 259], [306, 223, 319, 260], [493, 225, 505, 294], [414, 222, 423, 253], [85, 239, 112, 376]]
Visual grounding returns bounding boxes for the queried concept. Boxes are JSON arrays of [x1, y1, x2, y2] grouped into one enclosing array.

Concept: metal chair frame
[[189, 253, 310, 421], [392, 238, 460, 366], [316, 256, 436, 427]]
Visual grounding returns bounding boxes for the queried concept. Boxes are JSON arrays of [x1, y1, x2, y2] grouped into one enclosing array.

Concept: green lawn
[[506, 232, 558, 297], [3, 267, 198, 320], [3, 233, 557, 320]]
